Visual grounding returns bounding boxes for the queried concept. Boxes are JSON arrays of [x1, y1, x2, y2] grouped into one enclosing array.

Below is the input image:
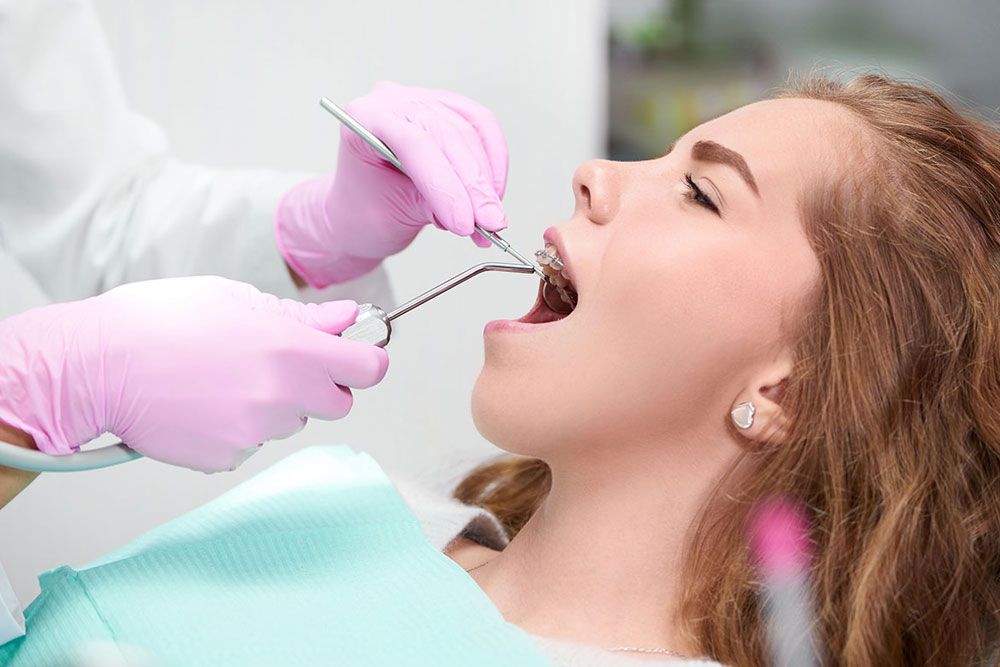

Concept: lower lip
[[484, 318, 562, 335]]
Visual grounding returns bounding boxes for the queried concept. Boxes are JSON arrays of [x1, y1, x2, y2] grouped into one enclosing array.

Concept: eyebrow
[[666, 139, 760, 197]]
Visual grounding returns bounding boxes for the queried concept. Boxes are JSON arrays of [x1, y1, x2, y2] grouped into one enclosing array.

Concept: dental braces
[[535, 244, 578, 312]]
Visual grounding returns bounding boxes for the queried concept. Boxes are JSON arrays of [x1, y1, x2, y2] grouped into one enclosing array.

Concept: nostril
[[578, 184, 592, 209]]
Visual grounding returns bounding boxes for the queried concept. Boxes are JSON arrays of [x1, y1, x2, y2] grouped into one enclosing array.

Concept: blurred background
[[1, 0, 998, 604], [609, 0, 1000, 159]]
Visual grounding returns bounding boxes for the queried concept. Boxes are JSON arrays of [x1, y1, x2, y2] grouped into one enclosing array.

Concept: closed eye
[[683, 173, 720, 215]]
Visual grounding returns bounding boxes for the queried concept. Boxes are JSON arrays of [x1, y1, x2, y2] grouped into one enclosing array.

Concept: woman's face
[[473, 98, 852, 463]]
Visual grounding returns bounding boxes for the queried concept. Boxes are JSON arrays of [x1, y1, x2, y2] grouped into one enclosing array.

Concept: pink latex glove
[[276, 81, 509, 289], [0, 277, 388, 473]]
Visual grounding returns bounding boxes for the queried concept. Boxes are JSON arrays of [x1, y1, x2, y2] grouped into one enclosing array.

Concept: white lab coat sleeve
[[0, 0, 392, 304], [0, 558, 24, 645]]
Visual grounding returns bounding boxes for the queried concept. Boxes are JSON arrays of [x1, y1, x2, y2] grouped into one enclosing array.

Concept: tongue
[[517, 281, 566, 324], [528, 300, 564, 324]]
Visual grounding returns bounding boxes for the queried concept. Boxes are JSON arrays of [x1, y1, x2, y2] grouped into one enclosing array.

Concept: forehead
[[684, 98, 856, 202]]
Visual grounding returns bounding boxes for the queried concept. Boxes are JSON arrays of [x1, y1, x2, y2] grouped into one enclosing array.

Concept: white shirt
[[0, 0, 393, 315], [0, 561, 20, 648], [0, 0, 393, 645]]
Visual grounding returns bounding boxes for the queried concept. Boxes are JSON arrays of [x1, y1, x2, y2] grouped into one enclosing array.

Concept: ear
[[729, 350, 793, 445]]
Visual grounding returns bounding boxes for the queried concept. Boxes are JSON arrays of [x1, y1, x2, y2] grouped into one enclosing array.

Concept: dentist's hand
[[276, 81, 509, 289], [0, 277, 388, 473]]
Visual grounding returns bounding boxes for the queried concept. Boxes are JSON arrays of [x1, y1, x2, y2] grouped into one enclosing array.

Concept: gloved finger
[[237, 286, 361, 335], [431, 89, 509, 198], [260, 408, 310, 442], [299, 380, 355, 422], [295, 326, 390, 390], [261, 326, 365, 422], [432, 107, 508, 234], [470, 230, 494, 248], [368, 115, 476, 236], [225, 444, 264, 472], [288, 300, 361, 335]]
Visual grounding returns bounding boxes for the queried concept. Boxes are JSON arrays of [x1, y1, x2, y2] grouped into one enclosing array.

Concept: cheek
[[563, 240, 795, 428]]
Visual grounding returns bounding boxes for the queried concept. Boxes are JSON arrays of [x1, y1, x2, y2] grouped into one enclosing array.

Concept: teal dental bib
[[0, 446, 550, 666]]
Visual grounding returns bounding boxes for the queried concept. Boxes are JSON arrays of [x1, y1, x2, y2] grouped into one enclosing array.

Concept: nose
[[572, 159, 621, 225]]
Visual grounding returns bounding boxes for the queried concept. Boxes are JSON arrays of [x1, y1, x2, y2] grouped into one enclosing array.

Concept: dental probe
[[318, 97, 546, 281]]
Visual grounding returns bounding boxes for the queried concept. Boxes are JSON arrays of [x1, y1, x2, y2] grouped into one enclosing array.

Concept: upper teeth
[[535, 244, 567, 272], [538, 251, 564, 272], [535, 246, 556, 265]]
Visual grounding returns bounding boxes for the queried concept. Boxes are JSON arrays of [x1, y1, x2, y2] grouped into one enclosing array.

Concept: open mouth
[[516, 243, 579, 325], [536, 243, 578, 314]]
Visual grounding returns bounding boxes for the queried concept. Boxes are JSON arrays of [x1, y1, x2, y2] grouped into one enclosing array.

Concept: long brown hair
[[454, 73, 1000, 666]]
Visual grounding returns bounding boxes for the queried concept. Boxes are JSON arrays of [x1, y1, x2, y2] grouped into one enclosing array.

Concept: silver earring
[[730, 401, 756, 429]]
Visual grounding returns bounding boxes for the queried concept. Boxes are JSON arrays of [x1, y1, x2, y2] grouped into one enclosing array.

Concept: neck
[[470, 433, 736, 657]]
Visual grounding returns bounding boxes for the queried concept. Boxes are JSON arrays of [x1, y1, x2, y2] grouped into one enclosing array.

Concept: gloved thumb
[[271, 299, 361, 335], [233, 283, 360, 334]]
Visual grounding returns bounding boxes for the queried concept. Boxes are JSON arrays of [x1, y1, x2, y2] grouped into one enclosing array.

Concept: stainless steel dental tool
[[321, 97, 549, 347]]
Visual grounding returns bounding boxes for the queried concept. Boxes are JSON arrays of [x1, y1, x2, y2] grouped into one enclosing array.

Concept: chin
[[471, 367, 513, 451], [472, 367, 543, 457], [473, 364, 586, 460]]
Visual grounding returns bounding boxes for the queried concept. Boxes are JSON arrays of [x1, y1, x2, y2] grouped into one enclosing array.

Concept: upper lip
[[542, 227, 577, 292]]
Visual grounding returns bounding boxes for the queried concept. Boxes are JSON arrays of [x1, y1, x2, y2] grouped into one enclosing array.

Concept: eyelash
[[683, 173, 720, 215]]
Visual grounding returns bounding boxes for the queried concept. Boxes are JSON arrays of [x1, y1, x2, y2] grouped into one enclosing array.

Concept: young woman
[[450, 73, 1000, 665]]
